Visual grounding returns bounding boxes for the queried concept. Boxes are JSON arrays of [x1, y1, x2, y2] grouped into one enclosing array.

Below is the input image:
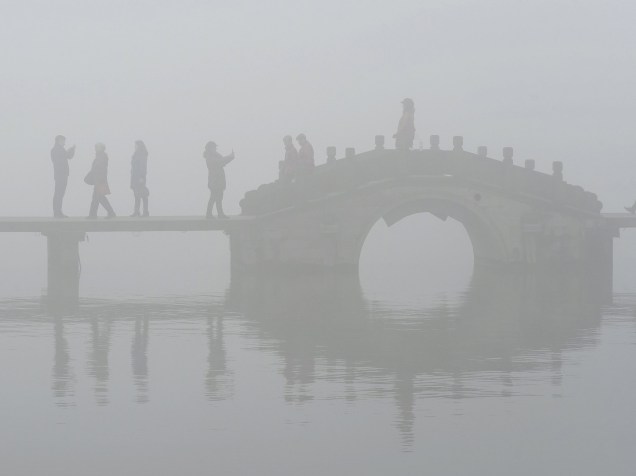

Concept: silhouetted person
[[394, 98, 415, 150], [86, 143, 115, 219], [296, 133, 314, 176], [279, 135, 298, 182], [50, 135, 76, 218], [130, 140, 149, 217], [204, 141, 234, 219]]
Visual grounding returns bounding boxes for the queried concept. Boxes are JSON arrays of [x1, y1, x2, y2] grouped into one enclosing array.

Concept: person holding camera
[[204, 141, 234, 219], [50, 135, 76, 218]]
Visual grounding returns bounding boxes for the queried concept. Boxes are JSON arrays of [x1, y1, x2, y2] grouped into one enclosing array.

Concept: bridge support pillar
[[585, 228, 615, 301], [43, 232, 86, 304]]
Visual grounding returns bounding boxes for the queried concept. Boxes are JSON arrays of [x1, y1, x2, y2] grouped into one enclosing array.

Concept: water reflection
[[52, 315, 74, 407], [0, 269, 609, 448], [228, 268, 604, 445], [88, 315, 111, 406], [131, 315, 149, 404], [205, 314, 232, 401]]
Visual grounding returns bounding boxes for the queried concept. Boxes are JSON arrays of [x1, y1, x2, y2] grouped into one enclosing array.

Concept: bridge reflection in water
[[0, 267, 607, 447]]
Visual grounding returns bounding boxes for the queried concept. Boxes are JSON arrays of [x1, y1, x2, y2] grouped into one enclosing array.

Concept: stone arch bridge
[[0, 140, 627, 302], [233, 145, 611, 278]]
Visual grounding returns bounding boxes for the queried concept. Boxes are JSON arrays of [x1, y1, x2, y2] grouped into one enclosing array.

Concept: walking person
[[393, 98, 415, 150], [50, 135, 76, 218], [130, 140, 149, 217], [204, 141, 234, 219], [85, 143, 116, 219]]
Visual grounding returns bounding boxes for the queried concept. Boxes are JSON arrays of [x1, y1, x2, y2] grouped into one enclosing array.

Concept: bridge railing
[[240, 149, 602, 216]]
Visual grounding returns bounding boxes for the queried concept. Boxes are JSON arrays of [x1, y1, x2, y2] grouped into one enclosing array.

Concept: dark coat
[[130, 149, 148, 189], [51, 144, 75, 180], [298, 142, 314, 167], [395, 111, 415, 149], [90, 151, 110, 195], [284, 144, 298, 164], [205, 150, 233, 191]]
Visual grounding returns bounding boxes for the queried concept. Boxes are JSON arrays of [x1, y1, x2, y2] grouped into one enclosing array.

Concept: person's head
[[95, 143, 106, 153], [55, 135, 66, 146], [205, 141, 217, 153], [135, 140, 146, 153], [401, 98, 415, 112], [296, 133, 307, 145], [283, 135, 293, 147]]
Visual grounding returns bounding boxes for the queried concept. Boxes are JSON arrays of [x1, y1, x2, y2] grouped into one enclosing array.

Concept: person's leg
[[88, 189, 99, 218], [206, 191, 216, 218], [132, 190, 141, 216], [142, 195, 149, 217], [53, 176, 68, 217], [100, 195, 116, 217], [215, 190, 227, 218]]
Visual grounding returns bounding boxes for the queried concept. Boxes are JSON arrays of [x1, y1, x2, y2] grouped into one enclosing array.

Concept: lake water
[[1, 225, 636, 475]]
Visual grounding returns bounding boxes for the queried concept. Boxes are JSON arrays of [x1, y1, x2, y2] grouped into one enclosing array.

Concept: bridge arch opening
[[358, 198, 504, 303]]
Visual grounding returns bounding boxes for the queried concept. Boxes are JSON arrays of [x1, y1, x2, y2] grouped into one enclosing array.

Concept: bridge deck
[[0, 212, 633, 234], [602, 213, 636, 229], [0, 216, 250, 233]]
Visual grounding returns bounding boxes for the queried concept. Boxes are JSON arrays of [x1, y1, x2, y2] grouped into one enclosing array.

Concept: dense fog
[[2, 1, 636, 475]]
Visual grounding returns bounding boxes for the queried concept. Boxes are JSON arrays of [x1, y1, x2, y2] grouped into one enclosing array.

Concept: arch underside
[[359, 197, 509, 267]]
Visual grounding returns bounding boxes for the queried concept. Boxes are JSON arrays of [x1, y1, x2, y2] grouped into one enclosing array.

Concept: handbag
[[84, 171, 95, 185]]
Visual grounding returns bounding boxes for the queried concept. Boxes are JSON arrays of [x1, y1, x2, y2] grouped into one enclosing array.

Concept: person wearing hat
[[393, 98, 416, 150], [50, 135, 76, 218], [86, 143, 116, 219], [204, 141, 234, 219]]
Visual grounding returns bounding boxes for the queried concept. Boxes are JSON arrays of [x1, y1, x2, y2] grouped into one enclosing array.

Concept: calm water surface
[[1, 266, 635, 475]]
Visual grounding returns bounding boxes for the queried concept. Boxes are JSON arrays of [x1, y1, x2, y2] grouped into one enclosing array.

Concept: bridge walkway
[[0, 216, 250, 234], [602, 213, 636, 230]]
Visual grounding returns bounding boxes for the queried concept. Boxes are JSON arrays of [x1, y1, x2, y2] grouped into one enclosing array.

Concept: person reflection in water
[[393, 98, 415, 150], [50, 135, 76, 218], [204, 141, 234, 219], [130, 140, 149, 217], [86, 143, 116, 219]]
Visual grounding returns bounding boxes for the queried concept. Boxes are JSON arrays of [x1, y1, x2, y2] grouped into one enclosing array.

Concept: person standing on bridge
[[625, 200, 636, 214], [393, 98, 415, 150], [204, 141, 234, 219], [130, 140, 149, 217], [50, 135, 76, 218], [279, 135, 298, 183], [86, 143, 116, 219], [296, 133, 314, 176]]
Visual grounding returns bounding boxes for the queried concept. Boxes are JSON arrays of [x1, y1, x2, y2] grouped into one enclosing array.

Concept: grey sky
[[1, 0, 635, 217]]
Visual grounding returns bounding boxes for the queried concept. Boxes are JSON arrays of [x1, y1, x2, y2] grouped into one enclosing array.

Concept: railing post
[[502, 147, 514, 165], [430, 135, 440, 151], [477, 146, 488, 157], [452, 136, 464, 152], [326, 146, 337, 163], [552, 161, 563, 181]]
